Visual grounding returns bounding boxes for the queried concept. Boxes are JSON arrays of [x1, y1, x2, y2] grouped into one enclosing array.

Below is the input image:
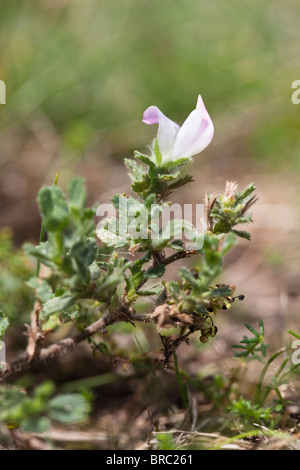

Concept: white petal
[[170, 106, 214, 160], [143, 105, 180, 156], [196, 94, 207, 113]]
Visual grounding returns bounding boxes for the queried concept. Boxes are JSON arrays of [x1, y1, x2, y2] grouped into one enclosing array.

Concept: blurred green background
[[1, 0, 299, 176]]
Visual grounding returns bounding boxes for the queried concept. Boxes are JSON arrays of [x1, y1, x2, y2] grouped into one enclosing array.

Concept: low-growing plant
[[225, 322, 300, 429], [0, 95, 257, 382], [0, 96, 273, 447]]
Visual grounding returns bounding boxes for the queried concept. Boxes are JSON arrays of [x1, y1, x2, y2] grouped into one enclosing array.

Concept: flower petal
[[196, 94, 208, 113], [143, 105, 180, 157], [170, 99, 214, 160]]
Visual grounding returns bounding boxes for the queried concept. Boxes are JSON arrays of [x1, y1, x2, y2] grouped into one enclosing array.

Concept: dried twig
[[204, 191, 218, 232], [25, 301, 45, 361], [0, 312, 113, 381], [0, 304, 157, 382]]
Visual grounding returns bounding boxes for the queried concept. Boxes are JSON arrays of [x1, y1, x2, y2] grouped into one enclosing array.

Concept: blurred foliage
[[0, 0, 299, 168], [0, 229, 33, 324], [0, 380, 91, 432], [227, 397, 273, 425]]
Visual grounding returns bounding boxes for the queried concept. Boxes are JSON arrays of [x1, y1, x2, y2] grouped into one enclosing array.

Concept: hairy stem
[[0, 313, 112, 381], [173, 349, 189, 408], [0, 309, 157, 382], [161, 249, 197, 266]]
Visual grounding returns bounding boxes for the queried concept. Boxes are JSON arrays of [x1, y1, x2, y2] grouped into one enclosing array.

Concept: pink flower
[[142, 95, 214, 165]]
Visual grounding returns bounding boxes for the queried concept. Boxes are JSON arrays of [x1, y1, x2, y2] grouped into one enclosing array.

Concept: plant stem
[[274, 386, 285, 406], [0, 308, 159, 382], [173, 349, 189, 408], [288, 329, 300, 340], [0, 312, 112, 381], [255, 348, 286, 405], [161, 250, 197, 266]]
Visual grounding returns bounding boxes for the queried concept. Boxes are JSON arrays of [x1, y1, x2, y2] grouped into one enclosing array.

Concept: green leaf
[[24, 242, 53, 267], [153, 139, 162, 166], [125, 158, 152, 193], [71, 238, 97, 268], [234, 351, 249, 357], [125, 157, 143, 176], [125, 276, 137, 300], [82, 206, 97, 222], [259, 319, 265, 336], [261, 341, 267, 358], [0, 311, 9, 339], [166, 280, 181, 298], [236, 183, 256, 203], [221, 232, 237, 256], [144, 265, 166, 279], [48, 393, 90, 424], [27, 278, 54, 303], [20, 416, 51, 434], [240, 337, 259, 344], [169, 239, 185, 250], [231, 229, 251, 241], [244, 322, 260, 338], [152, 219, 187, 250], [131, 178, 151, 193], [252, 353, 265, 363], [130, 251, 152, 276], [168, 174, 193, 190], [178, 266, 199, 288], [38, 186, 70, 232], [134, 151, 156, 168], [210, 286, 232, 298], [35, 380, 56, 399], [158, 169, 181, 181], [138, 285, 163, 296], [97, 257, 130, 300], [96, 217, 130, 248], [111, 194, 143, 212], [161, 218, 184, 239], [160, 157, 191, 170], [89, 261, 101, 280], [144, 194, 156, 209], [41, 313, 61, 331], [42, 293, 75, 317], [68, 177, 87, 210]]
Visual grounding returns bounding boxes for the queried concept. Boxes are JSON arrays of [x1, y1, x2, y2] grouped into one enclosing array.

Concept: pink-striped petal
[[196, 94, 208, 113], [143, 105, 180, 156], [170, 101, 214, 160]]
